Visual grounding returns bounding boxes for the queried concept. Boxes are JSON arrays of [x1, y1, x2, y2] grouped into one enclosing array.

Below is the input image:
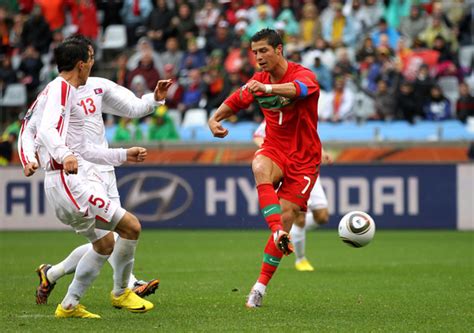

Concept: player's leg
[[104, 170, 159, 297], [246, 199, 300, 308], [290, 212, 314, 272], [304, 177, 329, 230]]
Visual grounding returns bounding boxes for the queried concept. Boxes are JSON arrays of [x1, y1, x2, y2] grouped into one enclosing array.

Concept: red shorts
[[255, 146, 319, 211]]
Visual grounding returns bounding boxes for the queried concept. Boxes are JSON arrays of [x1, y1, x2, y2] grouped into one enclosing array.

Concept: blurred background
[[0, 0, 472, 231]]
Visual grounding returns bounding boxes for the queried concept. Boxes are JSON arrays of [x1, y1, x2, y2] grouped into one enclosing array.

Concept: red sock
[[257, 234, 284, 286], [257, 183, 283, 232]]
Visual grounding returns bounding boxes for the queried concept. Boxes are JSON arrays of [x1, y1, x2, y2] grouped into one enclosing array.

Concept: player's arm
[[246, 71, 319, 100], [321, 147, 334, 164], [80, 140, 147, 165], [18, 117, 39, 176], [209, 83, 256, 138], [102, 78, 172, 118], [36, 81, 76, 173]]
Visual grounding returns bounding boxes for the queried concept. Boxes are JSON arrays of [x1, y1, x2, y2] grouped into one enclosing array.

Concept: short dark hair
[[54, 39, 89, 72], [65, 34, 94, 50], [250, 28, 283, 49]]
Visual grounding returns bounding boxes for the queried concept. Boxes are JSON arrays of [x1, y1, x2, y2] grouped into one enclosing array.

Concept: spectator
[[18, 45, 43, 101], [145, 0, 173, 52], [20, 5, 51, 54], [127, 36, 165, 76], [205, 70, 243, 115], [36, 0, 66, 31], [0, 55, 17, 92], [148, 105, 179, 141], [322, 2, 357, 49], [423, 85, 452, 120], [0, 6, 13, 55], [371, 18, 400, 50], [120, 0, 153, 47], [320, 76, 355, 122], [113, 118, 143, 142], [356, 36, 377, 62], [246, 5, 275, 39], [9, 13, 25, 51], [179, 38, 207, 74], [178, 68, 205, 114], [69, 0, 99, 41], [419, 14, 457, 51], [299, 2, 321, 49], [162, 64, 183, 109], [308, 53, 332, 92], [160, 37, 183, 76], [169, 2, 198, 51], [302, 37, 336, 71], [275, 7, 299, 38], [225, 0, 245, 26], [413, 63, 437, 111], [195, 0, 221, 35], [432, 35, 461, 80], [96, 0, 124, 28], [395, 80, 423, 123], [456, 82, 474, 123], [205, 20, 233, 59], [352, 0, 383, 31], [399, 5, 428, 47], [332, 47, 356, 79], [203, 66, 225, 114], [112, 53, 131, 88], [127, 50, 160, 91], [0, 132, 17, 166]]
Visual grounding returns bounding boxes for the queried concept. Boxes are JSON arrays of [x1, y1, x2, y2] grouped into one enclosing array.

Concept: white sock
[[47, 244, 91, 283], [304, 212, 319, 231], [253, 282, 266, 295], [108, 237, 137, 296], [290, 224, 306, 260], [61, 248, 109, 309], [111, 232, 138, 288]]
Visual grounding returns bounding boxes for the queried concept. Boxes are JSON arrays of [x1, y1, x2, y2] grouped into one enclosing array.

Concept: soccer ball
[[338, 211, 375, 248]]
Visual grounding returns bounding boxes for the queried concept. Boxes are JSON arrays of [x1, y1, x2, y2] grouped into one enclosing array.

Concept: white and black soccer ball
[[338, 211, 375, 248]]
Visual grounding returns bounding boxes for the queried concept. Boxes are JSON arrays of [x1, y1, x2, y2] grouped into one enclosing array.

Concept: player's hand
[[63, 155, 78, 175], [322, 150, 333, 164], [208, 119, 228, 138], [246, 80, 265, 94], [24, 161, 38, 177], [154, 79, 173, 101], [127, 147, 147, 162]]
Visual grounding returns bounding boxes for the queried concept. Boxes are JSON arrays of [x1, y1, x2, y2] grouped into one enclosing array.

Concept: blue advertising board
[[114, 164, 458, 229]]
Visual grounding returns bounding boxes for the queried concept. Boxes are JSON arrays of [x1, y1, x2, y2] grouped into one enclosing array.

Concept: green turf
[[0, 230, 473, 332]]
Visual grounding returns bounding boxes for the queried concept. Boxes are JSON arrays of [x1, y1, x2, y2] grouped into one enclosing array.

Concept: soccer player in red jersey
[[208, 28, 322, 307]]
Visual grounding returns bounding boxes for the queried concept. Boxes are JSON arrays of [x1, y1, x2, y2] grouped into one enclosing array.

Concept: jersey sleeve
[[291, 69, 319, 99], [100, 78, 164, 118], [36, 80, 74, 164], [223, 81, 256, 113], [80, 139, 127, 166], [18, 116, 38, 168]]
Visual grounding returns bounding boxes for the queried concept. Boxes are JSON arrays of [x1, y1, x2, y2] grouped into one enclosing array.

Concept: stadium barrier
[[1, 164, 472, 230]]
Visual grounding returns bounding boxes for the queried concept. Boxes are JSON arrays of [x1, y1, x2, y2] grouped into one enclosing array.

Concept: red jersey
[[225, 61, 321, 167]]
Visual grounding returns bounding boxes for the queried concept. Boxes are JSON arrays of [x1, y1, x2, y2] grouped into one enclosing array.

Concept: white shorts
[[44, 169, 126, 242], [87, 168, 121, 205], [307, 177, 328, 211]]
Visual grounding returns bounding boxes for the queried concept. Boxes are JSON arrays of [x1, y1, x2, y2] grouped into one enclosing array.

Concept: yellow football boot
[[295, 258, 315, 272], [55, 304, 101, 319], [111, 288, 154, 313]]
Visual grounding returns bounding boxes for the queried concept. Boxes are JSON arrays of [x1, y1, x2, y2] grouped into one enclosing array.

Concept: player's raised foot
[[132, 279, 160, 298], [55, 304, 101, 319], [245, 289, 264, 308], [111, 288, 154, 313], [295, 258, 315, 272], [273, 230, 294, 255], [35, 264, 56, 304]]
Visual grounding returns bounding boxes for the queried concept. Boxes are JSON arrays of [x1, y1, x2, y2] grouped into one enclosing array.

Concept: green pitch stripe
[[263, 253, 281, 267], [261, 204, 281, 217]]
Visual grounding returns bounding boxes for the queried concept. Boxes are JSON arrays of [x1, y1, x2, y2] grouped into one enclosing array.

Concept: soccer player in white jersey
[[19, 37, 154, 319], [253, 120, 332, 271], [20, 41, 172, 304]]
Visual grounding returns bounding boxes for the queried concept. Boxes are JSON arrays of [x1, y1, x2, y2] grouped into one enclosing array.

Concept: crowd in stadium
[[0, 0, 473, 146]]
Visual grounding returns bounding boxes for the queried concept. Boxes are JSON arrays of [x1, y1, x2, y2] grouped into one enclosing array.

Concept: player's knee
[[314, 209, 329, 225], [116, 212, 141, 240], [93, 233, 115, 255]]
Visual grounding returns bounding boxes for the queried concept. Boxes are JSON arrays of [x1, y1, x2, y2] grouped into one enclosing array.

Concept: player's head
[[250, 28, 284, 72], [65, 34, 95, 69], [54, 36, 93, 85]]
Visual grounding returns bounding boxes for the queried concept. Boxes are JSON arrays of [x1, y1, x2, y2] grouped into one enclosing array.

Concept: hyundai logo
[[117, 171, 193, 222]]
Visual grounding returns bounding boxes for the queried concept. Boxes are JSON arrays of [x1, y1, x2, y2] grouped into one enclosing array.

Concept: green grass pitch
[[0, 230, 472, 332]]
